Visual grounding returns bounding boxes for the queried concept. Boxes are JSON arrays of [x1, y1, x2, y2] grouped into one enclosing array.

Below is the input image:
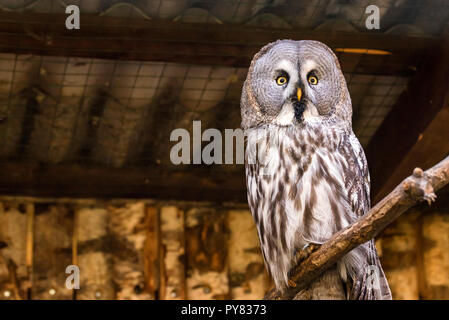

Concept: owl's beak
[[296, 87, 302, 102]]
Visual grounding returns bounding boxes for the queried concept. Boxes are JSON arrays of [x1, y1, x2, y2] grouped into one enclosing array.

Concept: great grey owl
[[240, 40, 391, 300]]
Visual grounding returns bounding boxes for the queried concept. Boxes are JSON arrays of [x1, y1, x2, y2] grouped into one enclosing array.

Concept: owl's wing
[[341, 133, 392, 300], [343, 134, 371, 217]]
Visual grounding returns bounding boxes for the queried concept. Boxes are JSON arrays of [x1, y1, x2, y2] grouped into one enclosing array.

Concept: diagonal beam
[[366, 43, 449, 203]]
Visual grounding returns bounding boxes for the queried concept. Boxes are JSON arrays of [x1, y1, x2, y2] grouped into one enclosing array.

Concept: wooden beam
[[367, 43, 449, 203], [144, 206, 161, 300], [0, 12, 440, 76], [159, 206, 186, 300], [0, 162, 247, 203]]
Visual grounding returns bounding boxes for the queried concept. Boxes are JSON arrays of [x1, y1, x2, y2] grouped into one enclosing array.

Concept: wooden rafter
[[366, 43, 449, 203], [0, 162, 246, 203], [0, 12, 441, 76]]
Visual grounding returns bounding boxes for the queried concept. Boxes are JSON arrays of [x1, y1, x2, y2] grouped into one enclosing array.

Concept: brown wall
[[0, 200, 271, 300], [1, 198, 448, 300], [378, 202, 449, 299]]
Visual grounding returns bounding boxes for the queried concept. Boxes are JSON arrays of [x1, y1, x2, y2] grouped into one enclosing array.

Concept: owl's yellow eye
[[308, 76, 318, 85], [276, 76, 288, 85]]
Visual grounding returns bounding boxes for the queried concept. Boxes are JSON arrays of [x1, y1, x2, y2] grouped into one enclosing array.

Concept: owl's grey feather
[[241, 40, 391, 300]]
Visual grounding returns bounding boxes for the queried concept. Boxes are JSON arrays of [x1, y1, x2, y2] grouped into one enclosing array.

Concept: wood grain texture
[[144, 206, 160, 299], [109, 202, 152, 299], [0, 202, 28, 300], [0, 12, 440, 76], [379, 209, 420, 300], [227, 209, 270, 299], [33, 204, 73, 300], [159, 206, 185, 300], [422, 212, 449, 299], [76, 206, 115, 300], [185, 208, 229, 299], [0, 163, 246, 203]]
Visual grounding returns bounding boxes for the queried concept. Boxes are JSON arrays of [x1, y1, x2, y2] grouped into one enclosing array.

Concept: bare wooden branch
[[265, 155, 449, 300]]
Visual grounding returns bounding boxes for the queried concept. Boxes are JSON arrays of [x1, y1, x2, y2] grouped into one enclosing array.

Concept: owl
[[240, 40, 392, 300]]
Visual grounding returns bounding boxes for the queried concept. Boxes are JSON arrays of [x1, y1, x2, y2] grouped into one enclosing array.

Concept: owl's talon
[[294, 243, 321, 265]]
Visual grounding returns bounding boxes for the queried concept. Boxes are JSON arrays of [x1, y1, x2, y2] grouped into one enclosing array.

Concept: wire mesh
[[0, 0, 446, 168]]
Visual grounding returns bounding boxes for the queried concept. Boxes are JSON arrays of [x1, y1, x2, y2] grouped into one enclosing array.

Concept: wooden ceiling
[[0, 1, 448, 204], [0, 12, 439, 76]]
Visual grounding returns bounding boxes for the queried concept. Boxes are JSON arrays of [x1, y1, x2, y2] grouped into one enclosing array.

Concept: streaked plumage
[[241, 40, 391, 299]]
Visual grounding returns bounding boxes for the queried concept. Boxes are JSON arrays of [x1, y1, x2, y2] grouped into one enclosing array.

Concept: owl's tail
[[339, 240, 392, 300]]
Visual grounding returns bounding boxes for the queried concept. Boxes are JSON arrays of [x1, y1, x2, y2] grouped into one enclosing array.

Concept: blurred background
[[0, 0, 448, 300]]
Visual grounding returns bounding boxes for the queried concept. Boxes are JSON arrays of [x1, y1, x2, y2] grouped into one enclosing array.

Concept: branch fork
[[402, 168, 437, 204]]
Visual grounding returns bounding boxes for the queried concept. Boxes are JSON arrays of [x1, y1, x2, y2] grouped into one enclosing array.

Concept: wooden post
[[159, 206, 186, 300], [144, 206, 160, 299], [25, 203, 34, 298]]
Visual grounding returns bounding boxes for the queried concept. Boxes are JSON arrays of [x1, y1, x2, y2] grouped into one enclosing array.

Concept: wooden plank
[[185, 208, 229, 300], [227, 210, 270, 299], [25, 203, 34, 298], [32, 204, 73, 299], [409, 187, 449, 299], [367, 43, 449, 203], [378, 209, 420, 300], [108, 202, 152, 299], [421, 212, 449, 299], [0, 12, 441, 76], [0, 202, 28, 300], [0, 163, 247, 203], [416, 211, 428, 300], [159, 206, 185, 300], [144, 206, 160, 300], [76, 206, 115, 299]]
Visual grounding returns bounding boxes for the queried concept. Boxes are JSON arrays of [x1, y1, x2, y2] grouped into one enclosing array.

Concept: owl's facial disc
[[241, 40, 351, 131]]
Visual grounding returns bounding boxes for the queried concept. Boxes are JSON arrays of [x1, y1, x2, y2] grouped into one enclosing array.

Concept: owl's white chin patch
[[275, 104, 295, 125], [302, 104, 319, 121]]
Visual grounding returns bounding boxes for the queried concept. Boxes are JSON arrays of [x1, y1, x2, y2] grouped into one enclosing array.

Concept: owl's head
[[241, 40, 351, 130]]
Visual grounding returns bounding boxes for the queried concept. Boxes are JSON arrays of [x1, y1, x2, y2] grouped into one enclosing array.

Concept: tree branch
[[264, 155, 449, 300]]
